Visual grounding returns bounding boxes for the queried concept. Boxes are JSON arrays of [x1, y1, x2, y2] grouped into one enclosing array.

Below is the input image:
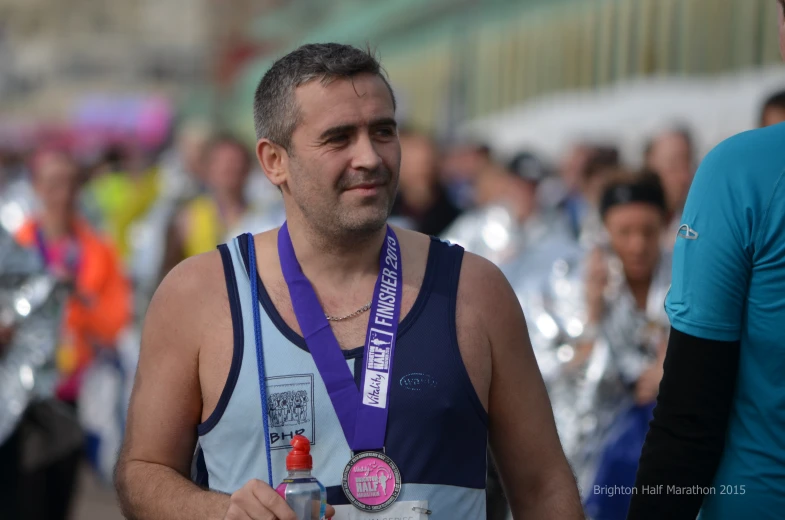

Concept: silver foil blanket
[[510, 246, 671, 496], [0, 213, 67, 445]]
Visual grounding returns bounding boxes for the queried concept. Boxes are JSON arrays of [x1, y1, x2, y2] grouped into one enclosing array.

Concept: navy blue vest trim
[[353, 357, 363, 391], [193, 445, 209, 488], [197, 244, 245, 436], [326, 486, 350, 507], [447, 247, 489, 427], [236, 233, 436, 361]]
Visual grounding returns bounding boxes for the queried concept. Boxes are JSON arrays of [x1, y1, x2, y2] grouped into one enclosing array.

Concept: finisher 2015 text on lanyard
[[278, 223, 403, 512]]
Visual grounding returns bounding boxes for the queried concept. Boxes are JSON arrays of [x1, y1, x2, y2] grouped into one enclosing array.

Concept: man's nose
[[351, 132, 383, 172]]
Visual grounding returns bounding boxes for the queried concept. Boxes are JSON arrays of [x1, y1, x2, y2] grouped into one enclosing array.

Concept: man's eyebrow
[[318, 124, 355, 141], [317, 118, 397, 141], [369, 117, 397, 129]]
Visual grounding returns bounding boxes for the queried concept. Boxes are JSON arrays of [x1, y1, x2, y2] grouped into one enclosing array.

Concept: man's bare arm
[[115, 253, 230, 520], [465, 254, 584, 519]]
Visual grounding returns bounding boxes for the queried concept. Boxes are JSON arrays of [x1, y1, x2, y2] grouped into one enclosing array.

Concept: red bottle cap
[[286, 435, 313, 471]]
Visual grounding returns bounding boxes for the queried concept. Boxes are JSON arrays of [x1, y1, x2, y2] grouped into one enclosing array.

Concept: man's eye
[[375, 128, 395, 137], [327, 135, 349, 144]]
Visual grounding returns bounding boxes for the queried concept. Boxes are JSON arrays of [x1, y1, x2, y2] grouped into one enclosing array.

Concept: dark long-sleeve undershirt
[[627, 327, 741, 519]]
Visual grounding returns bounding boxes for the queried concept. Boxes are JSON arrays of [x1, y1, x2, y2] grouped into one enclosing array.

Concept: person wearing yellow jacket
[[159, 134, 258, 276], [85, 146, 160, 262]]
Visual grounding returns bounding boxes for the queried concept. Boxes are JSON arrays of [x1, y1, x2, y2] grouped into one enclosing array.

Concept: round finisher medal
[[342, 451, 402, 512]]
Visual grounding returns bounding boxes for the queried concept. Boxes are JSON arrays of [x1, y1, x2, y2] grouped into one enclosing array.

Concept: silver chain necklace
[[325, 301, 372, 322]]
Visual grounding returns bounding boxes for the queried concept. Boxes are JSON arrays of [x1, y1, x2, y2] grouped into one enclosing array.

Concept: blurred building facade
[[1, 0, 781, 144], [0, 0, 214, 121], [223, 0, 783, 141]]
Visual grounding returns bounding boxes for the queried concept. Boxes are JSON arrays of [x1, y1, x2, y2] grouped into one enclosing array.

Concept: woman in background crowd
[[573, 172, 671, 520], [16, 149, 132, 404], [11, 148, 132, 518]]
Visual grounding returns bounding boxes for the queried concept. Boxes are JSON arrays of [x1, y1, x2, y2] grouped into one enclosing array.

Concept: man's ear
[[257, 139, 288, 188]]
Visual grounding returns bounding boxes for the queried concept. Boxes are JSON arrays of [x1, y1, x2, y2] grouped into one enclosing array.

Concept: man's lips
[[344, 182, 385, 191]]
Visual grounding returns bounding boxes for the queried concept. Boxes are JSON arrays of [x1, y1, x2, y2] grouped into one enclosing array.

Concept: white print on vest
[[265, 374, 315, 450]]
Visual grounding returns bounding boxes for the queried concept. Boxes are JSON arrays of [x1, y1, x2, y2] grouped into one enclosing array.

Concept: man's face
[[605, 203, 664, 283], [206, 142, 249, 196], [647, 132, 694, 214], [283, 73, 400, 237], [33, 152, 80, 218]]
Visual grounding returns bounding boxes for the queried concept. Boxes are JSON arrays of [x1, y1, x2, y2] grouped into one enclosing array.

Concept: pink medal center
[[347, 456, 397, 506]]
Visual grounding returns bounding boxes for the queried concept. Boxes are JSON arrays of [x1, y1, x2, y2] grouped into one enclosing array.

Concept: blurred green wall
[[224, 0, 782, 142]]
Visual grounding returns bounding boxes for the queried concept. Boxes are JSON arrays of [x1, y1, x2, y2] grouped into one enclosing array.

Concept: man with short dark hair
[[628, 3, 785, 519], [759, 89, 785, 127], [116, 43, 582, 520]]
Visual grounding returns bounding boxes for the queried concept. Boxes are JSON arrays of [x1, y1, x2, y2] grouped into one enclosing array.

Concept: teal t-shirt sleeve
[[666, 139, 755, 342]]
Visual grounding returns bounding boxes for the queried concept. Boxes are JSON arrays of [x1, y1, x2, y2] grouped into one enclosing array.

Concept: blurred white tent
[[460, 66, 785, 166]]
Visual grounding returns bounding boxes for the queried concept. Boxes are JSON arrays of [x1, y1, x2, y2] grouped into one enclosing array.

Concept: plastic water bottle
[[275, 435, 327, 520]]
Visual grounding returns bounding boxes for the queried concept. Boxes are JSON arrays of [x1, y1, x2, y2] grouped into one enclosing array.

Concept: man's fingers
[[325, 504, 336, 518], [249, 480, 296, 520], [223, 503, 255, 520], [230, 492, 276, 520]]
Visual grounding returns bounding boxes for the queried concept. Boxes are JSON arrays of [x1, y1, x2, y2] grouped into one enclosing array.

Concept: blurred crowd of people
[[1, 87, 785, 520]]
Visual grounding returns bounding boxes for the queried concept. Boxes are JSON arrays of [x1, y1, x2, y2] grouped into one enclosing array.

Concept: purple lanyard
[[277, 222, 403, 452]]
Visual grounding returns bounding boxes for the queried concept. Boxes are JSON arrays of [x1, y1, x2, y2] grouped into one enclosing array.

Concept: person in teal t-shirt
[[628, 3, 785, 519]]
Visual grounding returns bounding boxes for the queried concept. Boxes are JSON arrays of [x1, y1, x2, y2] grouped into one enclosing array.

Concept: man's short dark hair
[[253, 43, 396, 151], [760, 89, 785, 125]]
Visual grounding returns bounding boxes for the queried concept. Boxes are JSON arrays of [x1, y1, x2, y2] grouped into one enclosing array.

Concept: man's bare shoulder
[[389, 226, 431, 283], [390, 226, 432, 258], [155, 250, 225, 301], [456, 251, 528, 343], [457, 251, 517, 309], [145, 250, 228, 343]]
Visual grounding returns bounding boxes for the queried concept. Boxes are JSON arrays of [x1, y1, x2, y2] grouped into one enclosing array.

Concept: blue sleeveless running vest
[[195, 233, 488, 519]]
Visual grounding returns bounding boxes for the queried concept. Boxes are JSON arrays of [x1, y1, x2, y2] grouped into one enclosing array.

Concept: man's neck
[[285, 216, 387, 290]]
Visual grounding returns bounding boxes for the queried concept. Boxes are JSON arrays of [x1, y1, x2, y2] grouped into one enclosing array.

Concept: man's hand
[[224, 479, 335, 520]]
